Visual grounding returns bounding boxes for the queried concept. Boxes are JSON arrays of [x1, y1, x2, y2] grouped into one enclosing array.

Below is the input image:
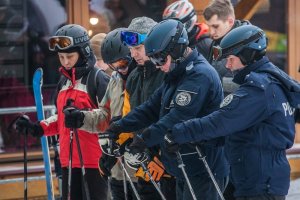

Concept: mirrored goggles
[[108, 56, 132, 72], [212, 46, 223, 61], [48, 36, 74, 51], [149, 53, 168, 66], [121, 31, 147, 46]]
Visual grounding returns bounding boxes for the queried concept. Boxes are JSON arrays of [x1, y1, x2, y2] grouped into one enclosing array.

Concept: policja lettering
[[282, 102, 295, 116]]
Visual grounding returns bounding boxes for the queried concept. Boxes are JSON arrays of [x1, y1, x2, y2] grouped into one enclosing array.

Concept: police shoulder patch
[[175, 92, 191, 106], [220, 94, 233, 108]]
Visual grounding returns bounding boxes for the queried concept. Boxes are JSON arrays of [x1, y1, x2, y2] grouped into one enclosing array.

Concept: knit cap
[[127, 17, 157, 34], [90, 33, 107, 60]]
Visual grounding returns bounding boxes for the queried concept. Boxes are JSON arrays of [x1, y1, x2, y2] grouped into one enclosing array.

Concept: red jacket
[[40, 66, 109, 168]]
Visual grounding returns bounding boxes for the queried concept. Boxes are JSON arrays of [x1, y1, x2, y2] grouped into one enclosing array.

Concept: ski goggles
[[212, 31, 264, 61], [121, 31, 147, 46], [149, 53, 168, 66], [212, 45, 224, 61], [108, 56, 132, 72], [48, 36, 74, 51]]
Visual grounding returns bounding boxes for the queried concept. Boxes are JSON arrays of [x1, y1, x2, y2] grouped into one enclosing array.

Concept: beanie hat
[[127, 17, 157, 34], [90, 33, 107, 60]]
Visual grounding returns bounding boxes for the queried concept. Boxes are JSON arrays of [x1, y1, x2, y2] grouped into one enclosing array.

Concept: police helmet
[[214, 25, 268, 65], [101, 28, 130, 64], [145, 19, 189, 65], [162, 1, 197, 33], [49, 24, 91, 59]]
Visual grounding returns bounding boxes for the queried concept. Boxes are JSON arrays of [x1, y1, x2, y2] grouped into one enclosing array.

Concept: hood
[[258, 62, 300, 108]]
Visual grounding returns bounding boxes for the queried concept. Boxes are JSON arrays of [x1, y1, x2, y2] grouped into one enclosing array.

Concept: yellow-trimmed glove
[[134, 156, 170, 182]]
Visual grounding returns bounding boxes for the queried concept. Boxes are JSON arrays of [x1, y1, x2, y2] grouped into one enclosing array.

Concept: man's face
[[206, 14, 234, 40], [128, 44, 150, 65], [225, 55, 245, 72]]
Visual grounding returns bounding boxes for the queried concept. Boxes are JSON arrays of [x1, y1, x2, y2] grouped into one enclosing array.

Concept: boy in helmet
[[15, 24, 109, 200], [167, 25, 300, 200], [162, 0, 212, 60], [103, 19, 229, 200]]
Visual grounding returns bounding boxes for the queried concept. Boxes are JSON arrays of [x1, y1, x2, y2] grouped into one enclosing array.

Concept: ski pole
[[67, 129, 73, 200], [121, 157, 128, 200], [194, 145, 225, 200], [73, 128, 91, 200], [24, 128, 28, 200], [114, 148, 141, 200], [176, 151, 197, 200], [140, 157, 166, 200]]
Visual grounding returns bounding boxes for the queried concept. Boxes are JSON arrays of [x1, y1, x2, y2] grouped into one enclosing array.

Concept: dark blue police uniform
[[116, 49, 229, 199], [172, 56, 300, 198]]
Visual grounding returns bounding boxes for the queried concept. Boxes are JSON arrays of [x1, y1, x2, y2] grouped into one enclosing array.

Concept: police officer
[[167, 25, 300, 200], [103, 19, 229, 200]]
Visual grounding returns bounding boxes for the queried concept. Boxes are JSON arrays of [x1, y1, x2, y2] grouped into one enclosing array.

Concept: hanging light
[[90, 17, 99, 25]]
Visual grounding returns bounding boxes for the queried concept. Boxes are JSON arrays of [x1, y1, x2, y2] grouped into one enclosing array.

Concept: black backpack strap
[[86, 67, 110, 107], [87, 67, 101, 107]]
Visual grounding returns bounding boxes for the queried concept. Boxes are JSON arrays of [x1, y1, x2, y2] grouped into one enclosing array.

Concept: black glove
[[15, 115, 44, 137], [99, 153, 117, 177], [100, 122, 123, 140], [63, 106, 84, 128], [128, 134, 147, 155], [164, 130, 180, 153]]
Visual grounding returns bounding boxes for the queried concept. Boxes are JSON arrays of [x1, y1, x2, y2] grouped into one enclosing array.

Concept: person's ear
[[227, 16, 235, 28]]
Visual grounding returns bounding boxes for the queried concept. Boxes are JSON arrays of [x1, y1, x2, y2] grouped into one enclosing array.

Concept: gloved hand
[[99, 153, 117, 177], [15, 115, 44, 137], [63, 106, 84, 128], [124, 136, 149, 170], [135, 156, 167, 182], [164, 130, 180, 153], [129, 134, 147, 153], [100, 122, 123, 140]]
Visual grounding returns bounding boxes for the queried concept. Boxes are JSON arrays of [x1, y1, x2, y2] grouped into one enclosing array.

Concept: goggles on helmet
[[108, 56, 132, 72], [48, 36, 74, 51], [121, 31, 147, 46], [212, 31, 264, 61], [149, 53, 168, 66]]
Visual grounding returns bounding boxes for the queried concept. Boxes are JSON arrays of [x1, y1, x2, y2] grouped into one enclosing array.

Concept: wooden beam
[[67, 0, 89, 29], [235, 0, 264, 20], [288, 0, 300, 143]]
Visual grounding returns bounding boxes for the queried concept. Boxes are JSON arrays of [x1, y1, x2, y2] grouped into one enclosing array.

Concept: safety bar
[[0, 175, 57, 184], [0, 105, 56, 115]]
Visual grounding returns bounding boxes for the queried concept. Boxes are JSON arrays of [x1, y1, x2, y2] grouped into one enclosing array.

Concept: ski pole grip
[[66, 98, 75, 107], [98, 133, 111, 139]]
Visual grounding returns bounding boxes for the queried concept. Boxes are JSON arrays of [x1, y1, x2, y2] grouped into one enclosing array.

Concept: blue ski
[[33, 68, 54, 200]]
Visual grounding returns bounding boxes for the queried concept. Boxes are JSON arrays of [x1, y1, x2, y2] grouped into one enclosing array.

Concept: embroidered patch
[[220, 94, 233, 108], [175, 92, 191, 106]]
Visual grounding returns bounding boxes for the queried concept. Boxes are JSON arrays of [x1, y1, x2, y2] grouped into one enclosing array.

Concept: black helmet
[[101, 28, 130, 64], [162, 1, 197, 33], [145, 19, 189, 65], [49, 24, 91, 59], [213, 25, 268, 65]]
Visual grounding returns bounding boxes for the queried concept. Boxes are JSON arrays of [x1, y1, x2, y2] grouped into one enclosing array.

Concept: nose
[[130, 48, 137, 58], [225, 58, 230, 69], [210, 29, 216, 37]]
